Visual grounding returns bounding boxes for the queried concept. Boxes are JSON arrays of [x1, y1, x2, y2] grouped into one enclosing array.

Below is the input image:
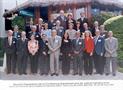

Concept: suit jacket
[[66, 19, 76, 29], [55, 26, 64, 37], [77, 17, 88, 32], [48, 20, 56, 29], [39, 39, 49, 55], [3, 37, 16, 54], [25, 25, 32, 39], [13, 32, 21, 40], [28, 31, 40, 40], [91, 27, 99, 37], [104, 37, 118, 57], [72, 38, 85, 55], [48, 35, 62, 54], [56, 16, 67, 29], [16, 38, 28, 56], [94, 36, 105, 55]]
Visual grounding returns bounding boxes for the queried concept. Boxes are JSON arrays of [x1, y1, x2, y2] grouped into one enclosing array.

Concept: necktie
[[95, 37, 98, 45], [8, 37, 12, 45]]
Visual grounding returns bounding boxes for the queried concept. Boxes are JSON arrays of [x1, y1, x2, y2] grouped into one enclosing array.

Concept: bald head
[[21, 31, 26, 38], [7, 30, 13, 36]]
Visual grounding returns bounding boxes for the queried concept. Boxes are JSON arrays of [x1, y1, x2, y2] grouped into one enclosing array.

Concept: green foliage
[[12, 16, 25, 31], [92, 13, 114, 25], [104, 15, 123, 60]]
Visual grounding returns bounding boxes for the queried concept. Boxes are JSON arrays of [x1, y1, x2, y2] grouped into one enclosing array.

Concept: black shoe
[[51, 73, 55, 76], [79, 73, 82, 76], [89, 73, 92, 75], [6, 72, 11, 74], [94, 72, 98, 74], [113, 74, 116, 76], [40, 73, 44, 76], [19, 73, 22, 75], [44, 73, 48, 76], [106, 73, 109, 76], [55, 74, 59, 76], [23, 72, 27, 75]]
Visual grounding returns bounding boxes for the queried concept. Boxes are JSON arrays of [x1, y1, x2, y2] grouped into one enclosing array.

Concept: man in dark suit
[[13, 25, 21, 40], [77, 12, 88, 32], [16, 31, 28, 75], [56, 10, 67, 30], [91, 21, 99, 37], [93, 30, 105, 75], [25, 20, 34, 39], [28, 25, 40, 40], [3, 30, 17, 74], [72, 31, 85, 76], [39, 34, 49, 75], [36, 18, 44, 32], [48, 15, 56, 29]]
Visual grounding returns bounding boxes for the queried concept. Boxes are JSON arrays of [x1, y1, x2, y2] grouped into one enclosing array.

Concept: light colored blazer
[[104, 37, 118, 57], [48, 35, 62, 54]]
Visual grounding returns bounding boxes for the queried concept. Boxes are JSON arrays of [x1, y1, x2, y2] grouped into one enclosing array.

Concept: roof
[[93, 0, 123, 9], [3, 0, 123, 16], [3, 0, 91, 15]]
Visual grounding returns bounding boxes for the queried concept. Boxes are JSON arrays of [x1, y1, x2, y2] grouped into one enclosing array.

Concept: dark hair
[[29, 34, 35, 40], [62, 33, 69, 41]]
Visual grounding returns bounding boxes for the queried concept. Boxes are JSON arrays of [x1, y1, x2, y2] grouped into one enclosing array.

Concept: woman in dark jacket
[[61, 33, 72, 75]]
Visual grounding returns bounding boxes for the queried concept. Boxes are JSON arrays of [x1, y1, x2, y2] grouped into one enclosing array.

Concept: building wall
[[0, 0, 6, 38]]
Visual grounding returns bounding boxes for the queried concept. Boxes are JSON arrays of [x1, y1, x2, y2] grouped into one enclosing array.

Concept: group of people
[[3, 10, 118, 76]]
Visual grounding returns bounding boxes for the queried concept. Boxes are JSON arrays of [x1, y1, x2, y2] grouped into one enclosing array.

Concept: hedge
[[104, 15, 123, 61]]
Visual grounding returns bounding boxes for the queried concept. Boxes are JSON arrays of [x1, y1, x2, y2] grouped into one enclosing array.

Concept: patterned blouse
[[28, 40, 39, 55]]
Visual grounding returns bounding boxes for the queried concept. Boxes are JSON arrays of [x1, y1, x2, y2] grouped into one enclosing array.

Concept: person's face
[[44, 24, 48, 29], [8, 31, 13, 36], [64, 33, 68, 39], [56, 21, 61, 26], [80, 13, 85, 17], [30, 21, 33, 25], [60, 11, 64, 16], [94, 22, 99, 27], [68, 15, 72, 19], [83, 23, 88, 29], [30, 35, 35, 40], [21, 32, 26, 37], [14, 28, 18, 32], [76, 32, 81, 38], [85, 32, 90, 37], [69, 24, 73, 29], [52, 31, 57, 37], [100, 25, 105, 31], [32, 28, 36, 32], [77, 23, 80, 28], [39, 20, 43, 25], [108, 32, 113, 37], [95, 31, 100, 36]]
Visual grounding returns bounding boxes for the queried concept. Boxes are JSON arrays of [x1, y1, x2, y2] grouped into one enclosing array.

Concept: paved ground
[[1, 71, 123, 80]]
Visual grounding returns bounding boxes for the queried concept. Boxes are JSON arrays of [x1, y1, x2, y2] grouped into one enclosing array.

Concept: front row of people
[[3, 28, 118, 76]]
